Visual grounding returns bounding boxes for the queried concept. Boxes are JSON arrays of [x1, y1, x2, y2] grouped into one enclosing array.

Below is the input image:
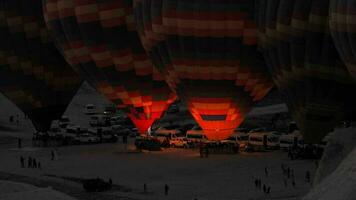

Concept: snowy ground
[[0, 180, 76, 200], [0, 139, 316, 200], [0, 82, 318, 200]]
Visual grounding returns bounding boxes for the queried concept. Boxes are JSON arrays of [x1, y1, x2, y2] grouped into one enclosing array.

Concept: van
[[84, 104, 97, 115], [186, 125, 208, 144], [279, 131, 304, 150], [222, 132, 249, 149], [185, 131, 208, 143], [248, 132, 280, 150], [153, 127, 181, 144]]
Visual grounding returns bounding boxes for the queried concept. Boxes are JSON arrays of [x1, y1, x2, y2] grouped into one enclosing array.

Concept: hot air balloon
[[42, 0, 176, 135], [133, 0, 274, 140], [329, 0, 356, 80], [257, 0, 356, 143], [0, 0, 81, 132]]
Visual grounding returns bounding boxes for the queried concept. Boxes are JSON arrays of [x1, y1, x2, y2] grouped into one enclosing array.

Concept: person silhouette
[[28, 157, 32, 168], [164, 184, 169, 195]]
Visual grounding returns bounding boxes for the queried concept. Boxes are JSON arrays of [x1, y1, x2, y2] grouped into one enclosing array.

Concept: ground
[[0, 139, 316, 200], [0, 84, 316, 200]]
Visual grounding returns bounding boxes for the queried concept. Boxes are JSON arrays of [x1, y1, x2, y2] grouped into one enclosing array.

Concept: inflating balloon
[[134, 0, 273, 140], [43, 0, 176, 135], [257, 0, 356, 142], [0, 0, 81, 132]]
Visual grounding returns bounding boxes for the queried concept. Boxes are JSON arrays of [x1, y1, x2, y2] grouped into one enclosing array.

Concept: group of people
[[281, 164, 296, 187], [19, 149, 59, 169], [198, 143, 239, 157], [287, 145, 324, 160], [20, 156, 41, 169], [9, 114, 21, 125], [254, 167, 272, 195], [254, 177, 271, 194], [199, 146, 209, 158], [143, 183, 170, 196]]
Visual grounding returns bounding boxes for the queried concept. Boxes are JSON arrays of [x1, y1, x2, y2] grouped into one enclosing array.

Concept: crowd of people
[[18, 149, 59, 170], [252, 164, 313, 197], [199, 142, 239, 157], [20, 156, 41, 169]]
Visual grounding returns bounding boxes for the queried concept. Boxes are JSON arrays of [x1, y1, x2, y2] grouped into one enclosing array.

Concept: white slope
[[0, 93, 34, 139], [0, 181, 77, 200], [0, 82, 111, 138], [313, 127, 356, 185], [62, 82, 112, 128], [303, 146, 356, 200]]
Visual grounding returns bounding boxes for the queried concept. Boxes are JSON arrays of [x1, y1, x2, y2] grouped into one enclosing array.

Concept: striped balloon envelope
[[43, 0, 176, 135], [257, 0, 356, 143], [134, 0, 274, 140], [0, 0, 82, 132], [330, 0, 356, 80]]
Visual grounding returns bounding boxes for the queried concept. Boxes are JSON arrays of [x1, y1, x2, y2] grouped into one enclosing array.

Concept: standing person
[[264, 167, 268, 177], [123, 135, 128, 150], [28, 157, 32, 168], [267, 186, 271, 194], [20, 156, 24, 168], [305, 171, 310, 183], [258, 179, 261, 189], [263, 184, 266, 194], [199, 147, 203, 158], [292, 179, 296, 187], [255, 178, 258, 188], [51, 150, 55, 161], [54, 148, 59, 160], [164, 184, 169, 196], [33, 158, 37, 168], [144, 183, 147, 193]]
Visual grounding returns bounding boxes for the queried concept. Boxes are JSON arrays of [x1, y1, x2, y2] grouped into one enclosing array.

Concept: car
[[129, 128, 139, 137], [111, 125, 131, 136], [48, 127, 65, 139], [169, 137, 189, 148], [58, 116, 70, 128], [248, 131, 280, 150], [84, 104, 97, 115], [134, 136, 161, 151], [152, 127, 182, 146], [74, 133, 100, 144], [99, 128, 118, 143], [89, 114, 110, 127], [103, 104, 117, 116], [186, 126, 208, 145], [109, 116, 125, 125]]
